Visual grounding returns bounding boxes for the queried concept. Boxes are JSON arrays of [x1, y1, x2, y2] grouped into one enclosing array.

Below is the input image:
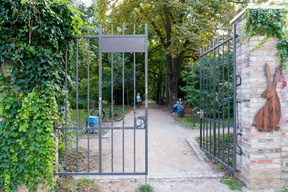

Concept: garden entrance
[[199, 24, 239, 172], [55, 24, 149, 176]]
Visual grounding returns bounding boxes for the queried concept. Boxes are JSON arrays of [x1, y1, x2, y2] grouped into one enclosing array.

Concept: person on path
[[136, 93, 142, 108], [171, 98, 183, 113]]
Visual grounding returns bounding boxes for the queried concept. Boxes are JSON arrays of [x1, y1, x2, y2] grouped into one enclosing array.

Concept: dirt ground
[[67, 101, 233, 192]]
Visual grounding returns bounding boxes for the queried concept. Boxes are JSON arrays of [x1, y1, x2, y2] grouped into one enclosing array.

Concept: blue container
[[177, 108, 184, 117], [86, 116, 98, 134]]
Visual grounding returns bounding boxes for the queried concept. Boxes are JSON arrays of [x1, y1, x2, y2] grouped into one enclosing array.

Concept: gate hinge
[[236, 133, 242, 155], [236, 75, 242, 87]]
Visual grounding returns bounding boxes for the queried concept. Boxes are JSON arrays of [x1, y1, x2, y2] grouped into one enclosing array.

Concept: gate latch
[[200, 109, 204, 119], [136, 116, 146, 129]]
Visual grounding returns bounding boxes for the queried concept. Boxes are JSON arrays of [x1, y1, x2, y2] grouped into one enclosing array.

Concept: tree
[[96, 0, 272, 108], [96, 0, 239, 108]]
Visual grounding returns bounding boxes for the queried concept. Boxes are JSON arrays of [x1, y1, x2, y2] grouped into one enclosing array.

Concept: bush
[[138, 184, 154, 192]]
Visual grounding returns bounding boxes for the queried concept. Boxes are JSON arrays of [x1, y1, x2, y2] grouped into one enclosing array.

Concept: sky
[[82, 0, 92, 7]]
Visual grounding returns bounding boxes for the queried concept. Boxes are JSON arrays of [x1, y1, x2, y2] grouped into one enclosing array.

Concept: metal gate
[[55, 24, 148, 176], [199, 24, 238, 172]]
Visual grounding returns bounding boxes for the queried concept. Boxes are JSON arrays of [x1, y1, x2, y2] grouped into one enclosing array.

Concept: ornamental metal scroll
[[255, 63, 282, 132]]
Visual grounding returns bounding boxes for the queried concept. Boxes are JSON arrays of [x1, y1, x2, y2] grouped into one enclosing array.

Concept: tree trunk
[[163, 75, 166, 102], [126, 85, 129, 105], [167, 53, 184, 109], [166, 54, 172, 108], [157, 73, 162, 102]]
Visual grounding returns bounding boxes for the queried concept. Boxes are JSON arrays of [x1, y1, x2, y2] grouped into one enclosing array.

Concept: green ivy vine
[[0, 0, 81, 191], [243, 8, 288, 70], [0, 82, 59, 191]]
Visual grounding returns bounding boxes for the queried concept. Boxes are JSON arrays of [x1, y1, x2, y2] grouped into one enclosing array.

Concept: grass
[[69, 105, 133, 127], [138, 184, 154, 192], [174, 113, 233, 130], [278, 188, 288, 192], [56, 178, 100, 191], [220, 177, 243, 191], [196, 132, 234, 167], [175, 114, 200, 129], [78, 178, 100, 191]]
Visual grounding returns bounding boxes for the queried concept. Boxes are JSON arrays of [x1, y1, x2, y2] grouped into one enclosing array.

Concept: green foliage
[[220, 177, 243, 191], [181, 53, 234, 119], [181, 63, 200, 107], [98, 0, 240, 108], [0, 84, 58, 191], [77, 178, 100, 191], [175, 114, 200, 129], [138, 184, 154, 192], [278, 188, 288, 192], [243, 8, 288, 70], [0, 0, 78, 191], [0, 0, 75, 94]]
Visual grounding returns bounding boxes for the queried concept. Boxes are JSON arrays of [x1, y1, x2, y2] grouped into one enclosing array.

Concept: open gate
[[199, 24, 238, 172], [55, 24, 148, 176]]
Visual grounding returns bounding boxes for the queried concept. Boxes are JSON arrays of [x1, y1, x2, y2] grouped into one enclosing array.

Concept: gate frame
[[55, 24, 149, 176], [199, 24, 238, 172]]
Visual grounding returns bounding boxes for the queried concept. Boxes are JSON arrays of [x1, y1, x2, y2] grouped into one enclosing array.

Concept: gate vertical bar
[[205, 45, 208, 151], [232, 24, 237, 172], [76, 36, 79, 172], [212, 39, 217, 157], [133, 24, 136, 172], [227, 29, 231, 165], [111, 25, 114, 126], [217, 36, 221, 159], [87, 28, 90, 172], [65, 39, 68, 172], [99, 25, 103, 173], [203, 46, 206, 151], [111, 24, 114, 173], [145, 24, 148, 175], [209, 42, 212, 154], [222, 34, 225, 162], [199, 48, 202, 148], [122, 25, 125, 172]]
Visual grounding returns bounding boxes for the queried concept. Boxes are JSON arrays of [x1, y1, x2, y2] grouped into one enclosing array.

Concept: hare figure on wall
[[255, 63, 282, 132]]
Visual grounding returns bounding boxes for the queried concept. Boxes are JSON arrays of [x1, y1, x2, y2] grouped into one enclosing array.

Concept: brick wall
[[234, 9, 288, 190]]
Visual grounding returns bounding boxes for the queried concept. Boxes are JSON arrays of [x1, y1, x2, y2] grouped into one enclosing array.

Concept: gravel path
[[74, 102, 232, 192]]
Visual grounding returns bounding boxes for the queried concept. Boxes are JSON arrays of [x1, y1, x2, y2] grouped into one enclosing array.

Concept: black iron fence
[[199, 24, 237, 172]]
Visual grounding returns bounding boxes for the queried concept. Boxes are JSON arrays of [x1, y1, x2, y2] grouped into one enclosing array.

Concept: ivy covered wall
[[0, 0, 77, 191]]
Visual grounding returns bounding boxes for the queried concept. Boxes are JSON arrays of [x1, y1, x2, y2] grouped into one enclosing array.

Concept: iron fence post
[[232, 23, 237, 172], [212, 38, 217, 157], [199, 48, 202, 148]]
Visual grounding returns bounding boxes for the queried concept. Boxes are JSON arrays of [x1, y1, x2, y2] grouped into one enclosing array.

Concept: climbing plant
[[0, 0, 79, 191], [0, 83, 59, 191], [243, 8, 288, 70]]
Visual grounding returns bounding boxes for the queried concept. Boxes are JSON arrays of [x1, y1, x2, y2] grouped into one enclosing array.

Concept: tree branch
[[139, 6, 167, 48]]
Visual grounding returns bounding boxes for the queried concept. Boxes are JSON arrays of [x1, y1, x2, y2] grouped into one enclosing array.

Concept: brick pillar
[[232, 6, 288, 190]]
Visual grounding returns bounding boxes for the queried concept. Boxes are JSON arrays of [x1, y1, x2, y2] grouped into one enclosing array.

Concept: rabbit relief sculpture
[[255, 63, 282, 132]]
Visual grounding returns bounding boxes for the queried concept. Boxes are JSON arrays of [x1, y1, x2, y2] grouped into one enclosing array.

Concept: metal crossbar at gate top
[[55, 24, 148, 176], [199, 24, 237, 172]]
